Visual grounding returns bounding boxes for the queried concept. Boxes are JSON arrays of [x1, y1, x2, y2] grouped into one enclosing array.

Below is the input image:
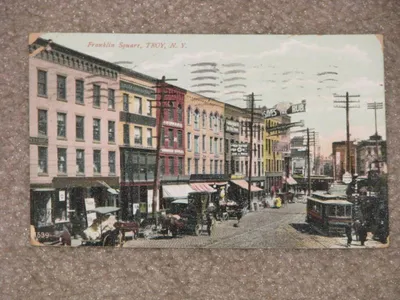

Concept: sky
[[40, 33, 386, 157]]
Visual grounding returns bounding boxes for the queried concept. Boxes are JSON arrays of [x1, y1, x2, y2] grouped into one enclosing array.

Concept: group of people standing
[[345, 220, 368, 247]]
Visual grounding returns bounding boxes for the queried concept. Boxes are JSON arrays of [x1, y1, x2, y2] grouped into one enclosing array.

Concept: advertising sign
[[84, 198, 96, 227], [263, 100, 307, 119], [231, 143, 249, 156], [273, 141, 290, 152], [225, 119, 240, 134]]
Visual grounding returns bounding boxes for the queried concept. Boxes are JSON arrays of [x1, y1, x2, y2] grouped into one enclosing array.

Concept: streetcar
[[306, 192, 353, 236]]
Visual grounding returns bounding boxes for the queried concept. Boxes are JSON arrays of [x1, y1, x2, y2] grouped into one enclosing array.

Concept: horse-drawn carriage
[[80, 207, 139, 247], [160, 191, 216, 237]]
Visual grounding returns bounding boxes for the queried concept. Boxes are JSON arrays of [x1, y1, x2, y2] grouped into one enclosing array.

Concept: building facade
[[184, 92, 225, 176], [356, 134, 387, 176], [29, 38, 120, 230], [118, 69, 157, 220]]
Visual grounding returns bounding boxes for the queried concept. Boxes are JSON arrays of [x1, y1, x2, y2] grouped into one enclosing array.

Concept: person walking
[[345, 223, 352, 248], [358, 222, 368, 246]]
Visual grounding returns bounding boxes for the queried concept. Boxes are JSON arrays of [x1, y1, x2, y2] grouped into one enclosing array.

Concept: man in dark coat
[[345, 223, 352, 247], [358, 222, 368, 246]]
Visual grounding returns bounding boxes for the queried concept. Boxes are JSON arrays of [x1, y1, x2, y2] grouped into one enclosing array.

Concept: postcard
[[28, 33, 388, 249]]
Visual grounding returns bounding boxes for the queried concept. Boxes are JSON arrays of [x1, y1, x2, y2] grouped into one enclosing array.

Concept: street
[[123, 201, 385, 249]]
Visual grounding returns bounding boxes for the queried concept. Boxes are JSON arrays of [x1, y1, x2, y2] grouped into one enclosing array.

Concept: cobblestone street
[[123, 201, 387, 249]]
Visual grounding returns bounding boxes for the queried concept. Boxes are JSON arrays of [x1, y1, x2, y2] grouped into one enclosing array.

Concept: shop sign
[[231, 143, 249, 156], [225, 120, 240, 134]]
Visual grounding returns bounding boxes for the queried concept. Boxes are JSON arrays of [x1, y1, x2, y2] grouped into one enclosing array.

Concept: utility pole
[[367, 102, 383, 173], [244, 93, 260, 210], [152, 75, 177, 226], [334, 92, 360, 176]]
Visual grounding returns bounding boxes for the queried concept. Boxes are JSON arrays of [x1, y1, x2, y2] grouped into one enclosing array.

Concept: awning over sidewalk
[[230, 180, 263, 192], [162, 184, 196, 199], [286, 176, 298, 185], [190, 183, 217, 193]]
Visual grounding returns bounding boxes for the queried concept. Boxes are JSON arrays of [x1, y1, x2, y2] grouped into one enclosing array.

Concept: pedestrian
[[358, 222, 368, 246], [234, 206, 243, 227], [345, 223, 352, 247]]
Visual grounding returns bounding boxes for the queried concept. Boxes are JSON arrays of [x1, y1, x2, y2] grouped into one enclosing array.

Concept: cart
[[80, 207, 139, 247]]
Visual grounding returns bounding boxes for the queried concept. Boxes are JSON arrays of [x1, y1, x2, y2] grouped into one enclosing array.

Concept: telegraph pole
[[367, 102, 383, 173], [244, 93, 260, 210], [307, 128, 311, 195], [334, 92, 360, 176], [152, 76, 177, 226]]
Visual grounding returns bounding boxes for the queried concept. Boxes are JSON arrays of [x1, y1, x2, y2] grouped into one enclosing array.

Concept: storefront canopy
[[230, 180, 263, 192], [286, 176, 298, 185], [162, 184, 196, 199], [190, 183, 217, 193]]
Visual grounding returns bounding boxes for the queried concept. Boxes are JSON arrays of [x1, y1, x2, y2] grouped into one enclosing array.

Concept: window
[[235, 161, 239, 173], [177, 104, 182, 122], [219, 117, 223, 132], [75, 80, 84, 103], [202, 135, 206, 152], [93, 84, 100, 107], [254, 162, 257, 176], [93, 150, 101, 174], [240, 121, 244, 135], [214, 160, 218, 174], [187, 132, 192, 150], [220, 138, 223, 153], [220, 161, 223, 175], [187, 158, 191, 174], [168, 129, 174, 147], [214, 138, 218, 154], [210, 137, 213, 153], [93, 118, 101, 141], [202, 159, 206, 174], [134, 96, 142, 114], [160, 157, 165, 175], [241, 161, 244, 174], [57, 75, 66, 100], [109, 151, 116, 174], [147, 100, 152, 116], [147, 128, 153, 146], [178, 157, 183, 175], [258, 144, 261, 158], [161, 128, 165, 146], [38, 147, 48, 174], [177, 130, 183, 148], [214, 115, 219, 132], [123, 124, 130, 145], [57, 113, 66, 138], [209, 113, 213, 128], [169, 157, 174, 175], [187, 107, 191, 125], [194, 110, 200, 129], [108, 121, 115, 143], [168, 101, 174, 120], [194, 136, 200, 153], [123, 94, 129, 112], [210, 160, 213, 174], [76, 116, 84, 140], [38, 109, 47, 136], [108, 89, 115, 110], [37, 70, 47, 96], [76, 149, 85, 174], [202, 111, 206, 128], [134, 126, 142, 145], [195, 159, 199, 174], [57, 148, 67, 174]]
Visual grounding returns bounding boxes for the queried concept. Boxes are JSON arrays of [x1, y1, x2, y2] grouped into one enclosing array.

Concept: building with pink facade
[[29, 38, 120, 232]]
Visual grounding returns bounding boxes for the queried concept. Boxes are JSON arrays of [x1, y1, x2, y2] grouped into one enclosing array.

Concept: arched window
[[214, 113, 219, 131], [194, 109, 200, 129], [177, 104, 182, 122], [202, 111, 206, 128], [209, 113, 213, 129], [168, 101, 174, 121], [187, 106, 192, 125], [219, 115, 223, 132]]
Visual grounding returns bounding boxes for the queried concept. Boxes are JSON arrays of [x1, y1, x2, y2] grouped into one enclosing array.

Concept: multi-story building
[[29, 38, 120, 230], [224, 104, 242, 175], [356, 134, 387, 176], [332, 141, 356, 181], [118, 69, 157, 220], [184, 92, 225, 176]]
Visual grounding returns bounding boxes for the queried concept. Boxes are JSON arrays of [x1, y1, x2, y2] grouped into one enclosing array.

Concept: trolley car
[[306, 192, 353, 236]]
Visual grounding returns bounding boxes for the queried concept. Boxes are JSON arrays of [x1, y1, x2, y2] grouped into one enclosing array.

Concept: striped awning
[[230, 180, 263, 192], [190, 183, 217, 193]]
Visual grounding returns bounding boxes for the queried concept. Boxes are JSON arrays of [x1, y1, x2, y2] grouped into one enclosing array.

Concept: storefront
[[266, 172, 284, 194], [228, 178, 263, 208], [161, 183, 196, 211]]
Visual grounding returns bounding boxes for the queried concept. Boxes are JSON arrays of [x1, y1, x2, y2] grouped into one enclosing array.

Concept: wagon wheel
[[102, 233, 117, 247], [194, 224, 202, 236]]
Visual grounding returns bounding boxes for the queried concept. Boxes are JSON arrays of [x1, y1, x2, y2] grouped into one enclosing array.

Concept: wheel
[[194, 224, 201, 236], [103, 233, 117, 247]]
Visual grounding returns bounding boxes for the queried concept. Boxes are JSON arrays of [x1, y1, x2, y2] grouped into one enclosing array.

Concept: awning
[[190, 183, 217, 193], [230, 180, 263, 192], [162, 184, 196, 199], [286, 176, 298, 185]]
